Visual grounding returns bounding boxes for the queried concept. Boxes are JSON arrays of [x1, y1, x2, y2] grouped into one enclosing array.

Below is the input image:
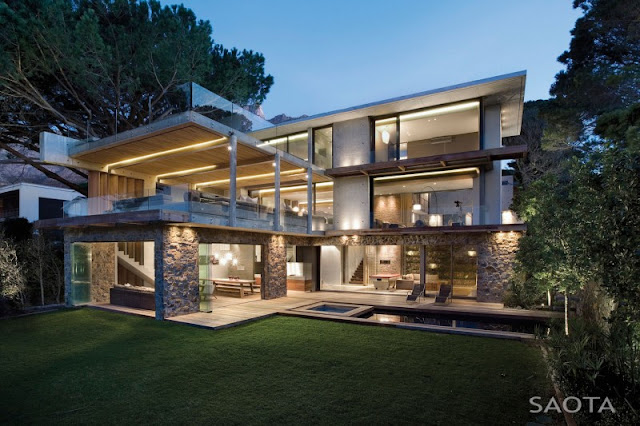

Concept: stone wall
[[62, 224, 522, 319], [476, 231, 520, 303], [263, 235, 287, 299], [158, 226, 199, 318], [91, 242, 116, 303]]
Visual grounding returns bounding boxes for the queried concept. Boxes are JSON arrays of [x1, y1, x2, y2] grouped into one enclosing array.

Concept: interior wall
[[375, 245, 402, 276], [320, 246, 342, 285], [207, 243, 256, 280]]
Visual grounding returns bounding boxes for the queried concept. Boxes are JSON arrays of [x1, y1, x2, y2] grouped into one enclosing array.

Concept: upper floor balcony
[[38, 72, 527, 235]]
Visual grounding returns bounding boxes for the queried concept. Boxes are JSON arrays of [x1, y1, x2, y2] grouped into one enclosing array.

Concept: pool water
[[308, 304, 355, 314], [362, 310, 546, 334]]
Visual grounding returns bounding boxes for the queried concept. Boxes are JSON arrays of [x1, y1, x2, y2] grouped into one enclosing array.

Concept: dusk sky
[[182, 1, 582, 119]]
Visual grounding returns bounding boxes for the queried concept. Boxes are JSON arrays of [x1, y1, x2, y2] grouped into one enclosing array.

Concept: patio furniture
[[369, 273, 400, 290], [435, 284, 452, 305], [406, 283, 425, 303], [211, 278, 256, 298], [396, 279, 414, 290]]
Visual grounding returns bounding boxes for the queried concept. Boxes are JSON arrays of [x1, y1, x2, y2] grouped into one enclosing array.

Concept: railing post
[[229, 133, 237, 227], [274, 152, 281, 231], [307, 166, 313, 234]]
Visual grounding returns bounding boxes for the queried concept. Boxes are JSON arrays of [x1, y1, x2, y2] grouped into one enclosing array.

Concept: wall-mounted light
[[467, 250, 477, 257], [412, 203, 422, 211], [502, 210, 515, 225]]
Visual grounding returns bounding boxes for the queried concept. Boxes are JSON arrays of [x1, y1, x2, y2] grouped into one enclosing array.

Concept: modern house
[[37, 71, 527, 320], [0, 182, 83, 222]]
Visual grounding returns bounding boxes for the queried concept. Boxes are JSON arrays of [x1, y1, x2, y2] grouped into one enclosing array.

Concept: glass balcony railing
[[62, 184, 327, 234], [182, 83, 273, 133]]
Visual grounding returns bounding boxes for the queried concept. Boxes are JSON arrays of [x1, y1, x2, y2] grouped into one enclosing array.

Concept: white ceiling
[[395, 109, 479, 142]]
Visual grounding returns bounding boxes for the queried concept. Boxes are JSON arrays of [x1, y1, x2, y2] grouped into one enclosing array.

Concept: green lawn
[[0, 309, 554, 425]]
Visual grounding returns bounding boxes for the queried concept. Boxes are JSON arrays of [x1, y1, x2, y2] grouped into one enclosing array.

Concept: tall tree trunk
[[564, 289, 569, 336]]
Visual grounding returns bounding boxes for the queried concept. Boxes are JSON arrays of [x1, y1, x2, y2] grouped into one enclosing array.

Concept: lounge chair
[[406, 283, 425, 303], [435, 284, 452, 305]]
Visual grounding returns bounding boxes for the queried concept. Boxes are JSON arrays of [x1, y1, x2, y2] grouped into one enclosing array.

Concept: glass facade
[[313, 127, 333, 168], [372, 170, 478, 228], [319, 243, 478, 298], [260, 127, 333, 169], [70, 243, 92, 305], [198, 243, 263, 304], [373, 101, 480, 162], [261, 132, 309, 161]]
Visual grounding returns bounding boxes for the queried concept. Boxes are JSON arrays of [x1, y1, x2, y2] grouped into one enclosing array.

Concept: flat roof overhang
[[250, 71, 526, 140], [324, 145, 527, 178], [64, 111, 329, 189]]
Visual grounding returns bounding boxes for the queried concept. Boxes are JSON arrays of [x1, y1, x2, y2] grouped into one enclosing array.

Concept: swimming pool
[[361, 309, 547, 334]]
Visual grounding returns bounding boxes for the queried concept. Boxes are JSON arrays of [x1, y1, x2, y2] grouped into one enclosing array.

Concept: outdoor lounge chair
[[435, 284, 452, 305], [406, 283, 425, 303]]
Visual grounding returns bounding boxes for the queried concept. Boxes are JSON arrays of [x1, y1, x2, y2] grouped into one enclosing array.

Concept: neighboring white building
[[0, 182, 83, 222]]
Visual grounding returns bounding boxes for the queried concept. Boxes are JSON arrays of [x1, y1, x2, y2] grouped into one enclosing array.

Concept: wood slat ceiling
[[74, 124, 225, 165], [116, 142, 268, 176]]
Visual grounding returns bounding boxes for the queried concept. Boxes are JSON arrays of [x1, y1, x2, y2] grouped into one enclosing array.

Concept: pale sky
[[181, 0, 582, 119]]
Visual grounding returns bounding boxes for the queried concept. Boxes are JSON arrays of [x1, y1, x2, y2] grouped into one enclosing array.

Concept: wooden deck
[[166, 290, 562, 331]]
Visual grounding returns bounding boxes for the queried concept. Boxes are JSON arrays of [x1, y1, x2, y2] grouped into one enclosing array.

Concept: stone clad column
[[262, 235, 287, 299], [156, 226, 199, 319], [476, 231, 521, 303], [91, 242, 116, 303]]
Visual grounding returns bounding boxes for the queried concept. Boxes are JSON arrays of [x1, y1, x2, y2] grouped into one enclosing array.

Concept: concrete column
[[262, 235, 287, 299], [482, 104, 503, 224], [333, 176, 370, 230], [307, 166, 313, 234], [155, 226, 199, 319], [274, 153, 281, 231], [229, 133, 237, 227]]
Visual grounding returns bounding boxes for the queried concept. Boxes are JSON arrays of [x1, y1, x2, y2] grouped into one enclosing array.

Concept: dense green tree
[[551, 0, 640, 129], [0, 0, 273, 193]]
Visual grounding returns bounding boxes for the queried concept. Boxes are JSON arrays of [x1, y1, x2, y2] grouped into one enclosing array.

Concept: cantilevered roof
[[62, 111, 327, 187], [251, 71, 526, 140]]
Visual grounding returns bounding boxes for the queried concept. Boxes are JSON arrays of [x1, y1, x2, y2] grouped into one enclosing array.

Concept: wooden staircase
[[117, 242, 152, 286], [349, 259, 364, 284]]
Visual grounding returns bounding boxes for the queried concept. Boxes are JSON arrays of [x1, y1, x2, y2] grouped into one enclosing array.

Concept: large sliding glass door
[[319, 243, 478, 298]]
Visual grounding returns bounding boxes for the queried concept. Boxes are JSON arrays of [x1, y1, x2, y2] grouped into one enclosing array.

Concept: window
[[38, 197, 64, 220], [313, 127, 332, 168], [372, 170, 478, 228], [261, 132, 309, 161], [372, 100, 480, 162]]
